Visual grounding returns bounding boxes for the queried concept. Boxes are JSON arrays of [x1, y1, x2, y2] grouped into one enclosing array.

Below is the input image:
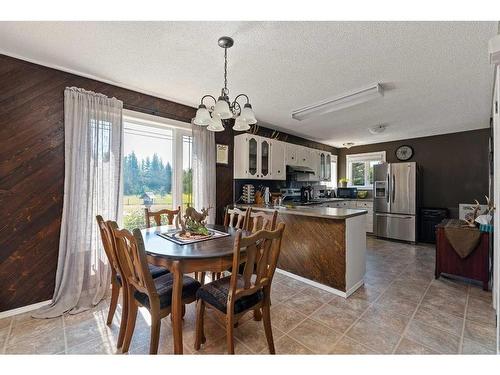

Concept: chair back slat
[[246, 210, 278, 233], [110, 222, 156, 296], [224, 207, 248, 229], [145, 206, 181, 228], [96, 215, 120, 275], [228, 223, 285, 304]]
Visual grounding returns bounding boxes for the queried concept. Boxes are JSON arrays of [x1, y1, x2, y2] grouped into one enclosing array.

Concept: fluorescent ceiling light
[[291, 83, 384, 121]]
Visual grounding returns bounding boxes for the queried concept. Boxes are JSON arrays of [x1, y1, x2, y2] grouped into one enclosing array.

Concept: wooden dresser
[[435, 220, 490, 290]]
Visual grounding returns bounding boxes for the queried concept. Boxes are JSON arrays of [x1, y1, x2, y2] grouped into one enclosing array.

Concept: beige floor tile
[[0, 328, 10, 353], [193, 336, 252, 354], [395, 338, 438, 354], [374, 293, 419, 317], [383, 283, 427, 304], [346, 318, 401, 354], [310, 304, 358, 333], [283, 291, 325, 316], [299, 284, 337, 301], [234, 318, 284, 353], [360, 305, 411, 335], [466, 296, 496, 327], [270, 304, 308, 333], [270, 282, 301, 303], [419, 292, 466, 318], [287, 318, 342, 354], [461, 338, 496, 355], [0, 317, 12, 331], [277, 276, 309, 292], [468, 286, 493, 302], [349, 285, 381, 303], [328, 295, 371, 316], [404, 320, 460, 354], [5, 326, 66, 354], [330, 336, 376, 354], [66, 336, 117, 354], [463, 320, 496, 349], [273, 335, 313, 354], [413, 305, 464, 337], [65, 315, 112, 348]]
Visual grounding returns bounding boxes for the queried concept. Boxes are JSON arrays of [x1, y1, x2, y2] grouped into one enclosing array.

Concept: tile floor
[[0, 237, 497, 355]]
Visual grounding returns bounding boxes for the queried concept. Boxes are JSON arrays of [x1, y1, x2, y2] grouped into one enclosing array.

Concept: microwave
[[337, 187, 358, 199]]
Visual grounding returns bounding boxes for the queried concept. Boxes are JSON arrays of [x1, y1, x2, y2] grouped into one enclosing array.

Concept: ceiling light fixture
[[343, 142, 355, 149], [291, 83, 384, 121], [368, 124, 387, 135], [193, 36, 257, 132]]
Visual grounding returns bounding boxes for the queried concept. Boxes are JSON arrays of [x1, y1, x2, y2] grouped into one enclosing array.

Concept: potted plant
[[339, 178, 349, 188]]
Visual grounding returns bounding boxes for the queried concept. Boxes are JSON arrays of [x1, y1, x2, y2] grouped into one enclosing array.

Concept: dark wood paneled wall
[[0, 54, 195, 312], [337, 129, 491, 218]]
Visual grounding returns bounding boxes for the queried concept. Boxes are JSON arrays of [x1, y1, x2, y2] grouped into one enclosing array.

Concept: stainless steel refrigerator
[[373, 162, 418, 242]]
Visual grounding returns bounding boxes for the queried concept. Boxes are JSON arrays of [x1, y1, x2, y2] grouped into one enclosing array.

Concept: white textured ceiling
[[0, 21, 497, 147]]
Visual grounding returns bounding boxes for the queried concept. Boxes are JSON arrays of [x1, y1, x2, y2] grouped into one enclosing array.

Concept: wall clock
[[395, 145, 414, 161]]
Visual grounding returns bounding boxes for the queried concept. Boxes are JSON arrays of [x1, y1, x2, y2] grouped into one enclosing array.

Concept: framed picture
[[216, 144, 229, 165]]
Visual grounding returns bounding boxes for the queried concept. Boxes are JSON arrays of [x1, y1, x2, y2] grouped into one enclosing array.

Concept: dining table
[[141, 223, 250, 354]]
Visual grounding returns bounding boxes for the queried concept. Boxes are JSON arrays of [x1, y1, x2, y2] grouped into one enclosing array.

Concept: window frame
[[346, 151, 386, 189], [122, 109, 192, 211]]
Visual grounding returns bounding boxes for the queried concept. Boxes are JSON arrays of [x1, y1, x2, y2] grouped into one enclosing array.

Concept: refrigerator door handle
[[386, 173, 390, 204], [392, 174, 396, 203], [375, 213, 413, 219]]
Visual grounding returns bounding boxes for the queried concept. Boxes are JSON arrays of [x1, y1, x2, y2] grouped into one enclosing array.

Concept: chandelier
[[192, 36, 257, 132]]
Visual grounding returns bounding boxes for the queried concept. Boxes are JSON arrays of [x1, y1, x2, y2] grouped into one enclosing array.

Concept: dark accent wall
[[337, 129, 490, 218], [0, 54, 196, 312]]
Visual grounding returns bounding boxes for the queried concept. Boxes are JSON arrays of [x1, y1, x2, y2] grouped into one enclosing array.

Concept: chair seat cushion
[[115, 263, 168, 286], [196, 275, 263, 314], [134, 274, 201, 309]]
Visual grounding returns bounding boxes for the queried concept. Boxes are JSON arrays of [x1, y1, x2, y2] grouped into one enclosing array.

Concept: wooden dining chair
[[245, 210, 278, 233], [224, 206, 249, 229], [144, 206, 181, 228], [110, 224, 201, 354], [194, 222, 286, 354], [96, 216, 169, 350]]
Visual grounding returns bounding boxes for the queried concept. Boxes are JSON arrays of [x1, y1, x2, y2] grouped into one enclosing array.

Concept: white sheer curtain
[[192, 126, 216, 224], [33, 87, 123, 318]]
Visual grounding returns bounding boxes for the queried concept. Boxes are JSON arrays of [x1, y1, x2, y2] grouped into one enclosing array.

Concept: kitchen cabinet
[[318, 151, 332, 181], [234, 134, 285, 180], [270, 139, 286, 180], [235, 134, 331, 181]]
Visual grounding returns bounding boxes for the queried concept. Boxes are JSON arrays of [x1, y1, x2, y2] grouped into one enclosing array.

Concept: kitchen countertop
[[236, 204, 368, 219]]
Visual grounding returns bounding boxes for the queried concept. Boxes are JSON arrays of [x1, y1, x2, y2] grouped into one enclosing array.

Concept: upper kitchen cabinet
[[318, 151, 332, 181], [285, 143, 298, 165], [270, 139, 286, 180], [234, 134, 286, 180]]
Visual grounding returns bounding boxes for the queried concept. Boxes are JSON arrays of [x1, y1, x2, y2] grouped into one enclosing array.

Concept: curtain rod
[[124, 103, 194, 123]]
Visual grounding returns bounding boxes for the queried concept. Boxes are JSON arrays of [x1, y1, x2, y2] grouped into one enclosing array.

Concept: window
[[321, 154, 338, 189], [346, 151, 386, 189], [122, 110, 192, 230]]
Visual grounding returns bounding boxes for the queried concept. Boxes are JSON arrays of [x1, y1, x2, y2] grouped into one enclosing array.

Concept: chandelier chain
[[224, 47, 228, 93]]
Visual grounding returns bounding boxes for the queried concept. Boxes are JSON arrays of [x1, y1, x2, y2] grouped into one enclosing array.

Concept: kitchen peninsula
[[236, 204, 368, 298]]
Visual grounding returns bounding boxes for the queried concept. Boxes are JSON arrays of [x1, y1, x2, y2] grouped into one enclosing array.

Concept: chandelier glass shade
[[192, 36, 257, 132]]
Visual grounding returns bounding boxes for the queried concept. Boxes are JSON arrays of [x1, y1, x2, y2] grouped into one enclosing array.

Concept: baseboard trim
[[276, 268, 350, 298], [0, 300, 51, 320], [345, 279, 365, 297]]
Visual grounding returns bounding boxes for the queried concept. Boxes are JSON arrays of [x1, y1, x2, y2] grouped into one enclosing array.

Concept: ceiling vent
[[368, 124, 387, 135]]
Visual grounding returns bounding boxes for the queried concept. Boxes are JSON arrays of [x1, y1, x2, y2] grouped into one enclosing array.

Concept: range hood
[[286, 165, 315, 174]]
